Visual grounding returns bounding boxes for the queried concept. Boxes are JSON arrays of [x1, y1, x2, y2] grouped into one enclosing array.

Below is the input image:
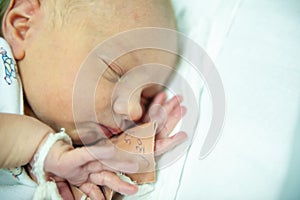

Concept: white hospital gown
[[0, 37, 37, 199]]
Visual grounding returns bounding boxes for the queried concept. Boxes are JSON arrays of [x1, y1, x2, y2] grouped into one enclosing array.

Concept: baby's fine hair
[[0, 0, 98, 37], [0, 0, 11, 36]]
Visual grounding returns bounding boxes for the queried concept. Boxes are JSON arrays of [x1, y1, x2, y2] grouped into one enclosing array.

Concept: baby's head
[[1, 0, 178, 143]]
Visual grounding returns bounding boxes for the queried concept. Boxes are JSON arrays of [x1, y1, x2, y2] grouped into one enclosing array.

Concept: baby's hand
[[144, 92, 187, 156], [42, 139, 138, 199]]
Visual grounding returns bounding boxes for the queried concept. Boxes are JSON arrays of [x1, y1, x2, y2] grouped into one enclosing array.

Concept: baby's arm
[[0, 113, 52, 168], [0, 113, 138, 199]]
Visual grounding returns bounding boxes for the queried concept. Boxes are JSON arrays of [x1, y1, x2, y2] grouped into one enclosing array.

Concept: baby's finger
[[56, 181, 74, 200], [150, 91, 167, 105], [89, 171, 138, 195], [101, 160, 139, 174], [155, 131, 187, 156], [143, 92, 167, 123], [83, 161, 109, 174], [84, 160, 138, 174], [79, 182, 105, 200], [156, 106, 186, 139], [148, 95, 183, 127], [66, 144, 115, 167], [162, 95, 183, 114]]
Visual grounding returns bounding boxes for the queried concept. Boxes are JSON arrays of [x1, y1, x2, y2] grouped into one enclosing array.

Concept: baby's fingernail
[[121, 184, 138, 195], [174, 106, 186, 118], [156, 92, 166, 102], [176, 95, 183, 102], [129, 185, 139, 194]]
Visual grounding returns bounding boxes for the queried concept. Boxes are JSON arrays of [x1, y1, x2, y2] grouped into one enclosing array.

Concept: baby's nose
[[113, 95, 143, 121]]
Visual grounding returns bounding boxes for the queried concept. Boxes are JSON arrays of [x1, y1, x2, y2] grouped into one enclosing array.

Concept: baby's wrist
[[43, 139, 73, 175], [32, 129, 72, 177], [29, 129, 72, 199]]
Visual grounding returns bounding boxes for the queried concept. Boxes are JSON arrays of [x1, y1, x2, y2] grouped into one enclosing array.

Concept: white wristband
[[31, 128, 72, 200]]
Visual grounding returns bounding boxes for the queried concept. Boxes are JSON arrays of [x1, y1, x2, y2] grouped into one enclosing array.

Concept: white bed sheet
[[174, 0, 300, 199], [123, 0, 300, 199]]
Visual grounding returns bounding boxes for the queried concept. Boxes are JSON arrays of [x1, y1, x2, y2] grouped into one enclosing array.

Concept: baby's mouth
[[98, 124, 114, 138], [99, 120, 137, 138]]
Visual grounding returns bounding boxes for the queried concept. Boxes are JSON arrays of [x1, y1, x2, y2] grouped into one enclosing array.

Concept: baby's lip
[[107, 127, 123, 135], [98, 124, 122, 137], [98, 119, 138, 137]]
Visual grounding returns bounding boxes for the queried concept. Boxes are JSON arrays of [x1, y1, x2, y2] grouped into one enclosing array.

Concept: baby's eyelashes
[[99, 55, 124, 82], [104, 66, 121, 82], [108, 60, 124, 77]]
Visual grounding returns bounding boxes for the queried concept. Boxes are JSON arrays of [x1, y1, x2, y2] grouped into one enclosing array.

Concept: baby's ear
[[2, 0, 40, 60]]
